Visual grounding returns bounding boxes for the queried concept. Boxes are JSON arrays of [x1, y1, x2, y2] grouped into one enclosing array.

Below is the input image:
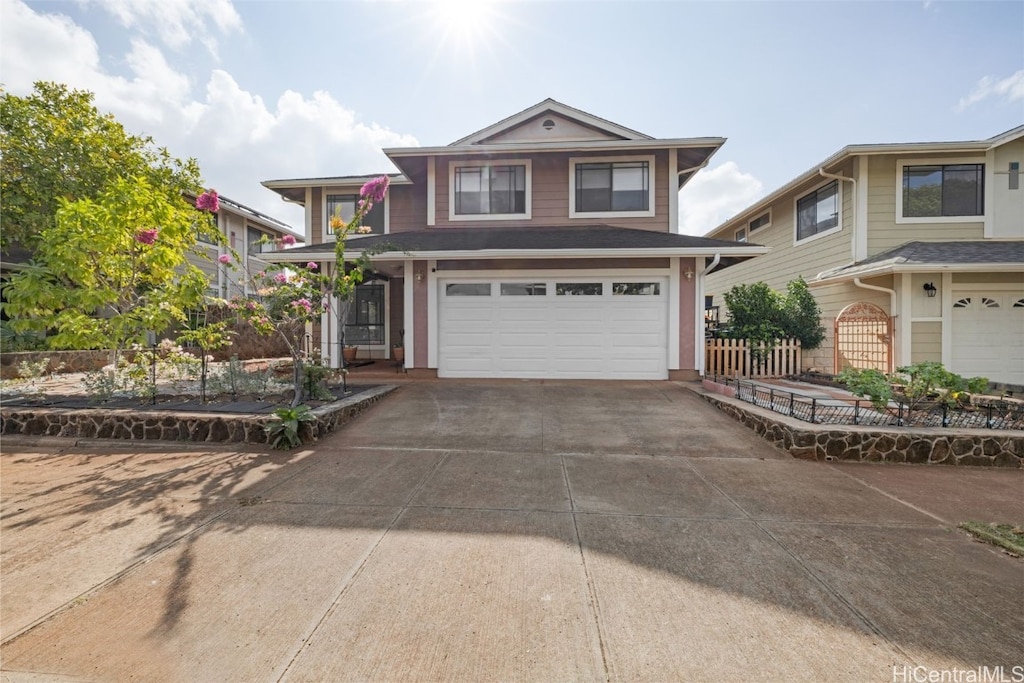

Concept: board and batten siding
[[433, 150, 670, 232], [866, 154, 985, 256]]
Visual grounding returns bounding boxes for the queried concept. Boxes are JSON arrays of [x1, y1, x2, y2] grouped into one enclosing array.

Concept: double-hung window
[[326, 192, 385, 237], [795, 180, 840, 242], [450, 161, 530, 220], [570, 156, 654, 217], [326, 194, 357, 236], [900, 162, 984, 220]]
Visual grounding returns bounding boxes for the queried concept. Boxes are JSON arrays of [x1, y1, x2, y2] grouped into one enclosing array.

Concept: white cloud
[[85, 0, 242, 56], [0, 0, 418, 231], [956, 70, 1024, 112], [678, 162, 764, 236]]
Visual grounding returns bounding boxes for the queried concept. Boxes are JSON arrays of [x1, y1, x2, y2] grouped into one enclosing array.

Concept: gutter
[[853, 277, 897, 313], [265, 247, 769, 262]]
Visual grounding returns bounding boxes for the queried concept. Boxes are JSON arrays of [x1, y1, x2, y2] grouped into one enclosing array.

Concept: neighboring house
[[262, 99, 764, 379], [185, 192, 303, 299], [704, 126, 1024, 387]]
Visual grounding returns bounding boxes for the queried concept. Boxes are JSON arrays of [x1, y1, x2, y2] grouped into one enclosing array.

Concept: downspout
[[695, 253, 722, 376], [819, 167, 857, 261]]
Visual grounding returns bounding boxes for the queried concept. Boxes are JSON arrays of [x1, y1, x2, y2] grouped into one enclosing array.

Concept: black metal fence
[[710, 376, 1024, 431]]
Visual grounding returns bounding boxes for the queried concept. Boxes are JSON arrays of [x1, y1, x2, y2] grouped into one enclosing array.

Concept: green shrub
[[722, 277, 825, 351], [265, 405, 316, 449], [838, 361, 988, 411]]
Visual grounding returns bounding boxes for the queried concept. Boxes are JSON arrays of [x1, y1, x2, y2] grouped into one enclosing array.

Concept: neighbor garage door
[[951, 290, 1024, 385], [438, 277, 668, 379]]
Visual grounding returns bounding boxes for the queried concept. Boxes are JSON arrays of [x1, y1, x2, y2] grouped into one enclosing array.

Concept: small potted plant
[[342, 345, 358, 363], [392, 329, 405, 364]]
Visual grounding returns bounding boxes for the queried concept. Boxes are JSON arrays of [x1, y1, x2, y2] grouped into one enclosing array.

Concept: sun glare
[[431, 0, 501, 50]]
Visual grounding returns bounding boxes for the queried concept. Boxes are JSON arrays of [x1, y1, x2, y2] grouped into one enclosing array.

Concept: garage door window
[[500, 283, 546, 296], [556, 283, 602, 296], [613, 282, 661, 295], [446, 283, 491, 296]]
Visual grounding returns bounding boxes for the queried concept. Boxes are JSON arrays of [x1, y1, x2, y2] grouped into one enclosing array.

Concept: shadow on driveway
[[2, 381, 1022, 682]]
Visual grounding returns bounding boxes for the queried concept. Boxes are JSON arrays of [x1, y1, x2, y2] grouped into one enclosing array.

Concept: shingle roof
[[278, 225, 756, 255], [815, 240, 1024, 282]]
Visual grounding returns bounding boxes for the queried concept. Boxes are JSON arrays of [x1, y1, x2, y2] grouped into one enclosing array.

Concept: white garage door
[[951, 291, 1024, 385], [438, 277, 669, 380]]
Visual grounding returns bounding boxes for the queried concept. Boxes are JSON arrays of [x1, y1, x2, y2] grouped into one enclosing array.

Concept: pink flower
[[359, 175, 389, 205], [135, 228, 158, 245], [292, 298, 313, 313], [274, 272, 288, 284], [196, 190, 219, 213], [281, 234, 296, 246], [218, 253, 231, 264], [306, 261, 318, 270]]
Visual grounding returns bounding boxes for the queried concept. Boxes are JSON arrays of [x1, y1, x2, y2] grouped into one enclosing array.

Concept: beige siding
[[433, 150, 670, 232], [952, 271, 1024, 285], [911, 321, 942, 363], [705, 162, 855, 311], [992, 139, 1024, 238], [801, 278, 892, 374], [866, 154, 985, 255]]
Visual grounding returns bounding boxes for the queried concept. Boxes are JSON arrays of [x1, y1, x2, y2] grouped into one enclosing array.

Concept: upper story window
[[569, 155, 655, 218], [449, 161, 531, 221], [734, 227, 747, 243], [795, 180, 840, 242], [748, 211, 771, 232], [326, 194, 356, 236], [248, 226, 277, 254], [325, 192, 385, 237], [900, 162, 984, 220]]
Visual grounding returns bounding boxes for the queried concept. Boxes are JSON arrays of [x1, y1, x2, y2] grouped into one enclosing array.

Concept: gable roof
[[813, 240, 1024, 284], [261, 225, 766, 263], [450, 98, 653, 146], [705, 124, 1024, 239]]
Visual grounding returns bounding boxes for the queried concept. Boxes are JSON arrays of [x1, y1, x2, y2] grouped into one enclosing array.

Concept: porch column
[[403, 259, 415, 369]]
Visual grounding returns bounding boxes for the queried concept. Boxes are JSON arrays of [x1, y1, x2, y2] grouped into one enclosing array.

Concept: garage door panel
[[951, 291, 1024, 384], [439, 276, 669, 380]]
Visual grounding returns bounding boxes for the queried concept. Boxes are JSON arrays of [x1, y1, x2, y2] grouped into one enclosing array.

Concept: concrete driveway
[[2, 381, 1022, 682]]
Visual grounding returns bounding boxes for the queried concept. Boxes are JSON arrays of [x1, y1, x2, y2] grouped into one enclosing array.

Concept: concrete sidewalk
[[2, 381, 1022, 682]]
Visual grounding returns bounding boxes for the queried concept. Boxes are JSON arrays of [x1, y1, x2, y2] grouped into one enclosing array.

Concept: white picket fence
[[705, 338, 802, 378]]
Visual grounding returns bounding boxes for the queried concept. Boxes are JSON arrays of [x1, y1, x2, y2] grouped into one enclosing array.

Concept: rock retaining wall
[[699, 381, 1023, 468], [0, 385, 395, 445]]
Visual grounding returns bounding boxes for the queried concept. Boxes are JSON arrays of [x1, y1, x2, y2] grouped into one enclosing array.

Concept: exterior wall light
[[923, 282, 937, 297]]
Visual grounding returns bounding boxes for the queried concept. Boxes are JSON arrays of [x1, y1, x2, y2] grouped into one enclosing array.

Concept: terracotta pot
[[342, 346, 358, 363], [393, 347, 405, 363]]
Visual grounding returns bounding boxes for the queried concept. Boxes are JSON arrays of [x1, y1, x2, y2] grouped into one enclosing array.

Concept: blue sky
[[3, 0, 1022, 234]]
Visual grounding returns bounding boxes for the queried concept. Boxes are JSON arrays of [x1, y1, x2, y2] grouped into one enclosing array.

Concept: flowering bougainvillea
[[218, 253, 231, 264], [135, 228, 158, 245], [215, 174, 391, 406], [196, 189, 219, 213]]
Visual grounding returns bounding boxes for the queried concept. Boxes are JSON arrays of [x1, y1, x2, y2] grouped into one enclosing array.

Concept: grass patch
[[959, 521, 1024, 556]]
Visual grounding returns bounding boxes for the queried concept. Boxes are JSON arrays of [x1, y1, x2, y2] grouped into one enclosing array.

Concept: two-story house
[[185, 192, 303, 299], [262, 99, 765, 379], [704, 126, 1024, 387]]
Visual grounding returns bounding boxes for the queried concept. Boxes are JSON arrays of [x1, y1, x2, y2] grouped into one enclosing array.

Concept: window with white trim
[[325, 193, 385, 236], [748, 211, 771, 232], [570, 155, 655, 218], [902, 163, 983, 218], [734, 227, 747, 243], [796, 180, 839, 241], [449, 161, 530, 220]]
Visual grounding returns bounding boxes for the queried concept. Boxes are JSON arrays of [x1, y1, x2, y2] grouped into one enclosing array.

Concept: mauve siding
[[433, 150, 671, 232], [310, 187, 323, 244], [679, 257, 696, 371], [389, 185, 426, 234], [412, 262, 429, 367]]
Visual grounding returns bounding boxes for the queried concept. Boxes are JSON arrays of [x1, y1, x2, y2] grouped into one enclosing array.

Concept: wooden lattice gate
[[834, 302, 892, 373]]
